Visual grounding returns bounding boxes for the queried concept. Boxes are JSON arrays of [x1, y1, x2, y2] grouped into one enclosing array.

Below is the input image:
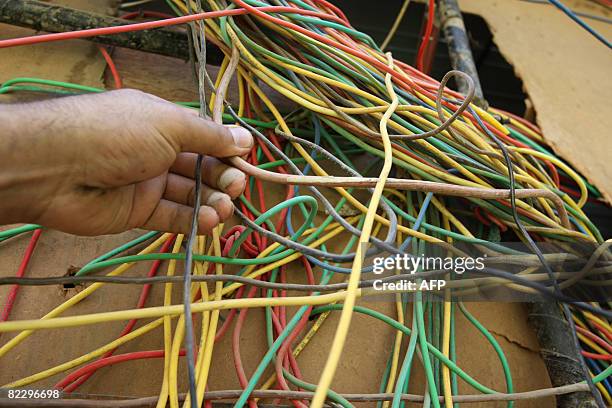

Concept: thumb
[[165, 106, 254, 157]]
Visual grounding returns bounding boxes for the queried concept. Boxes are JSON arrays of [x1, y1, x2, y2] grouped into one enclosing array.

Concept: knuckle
[[113, 88, 146, 98], [188, 185, 197, 205]]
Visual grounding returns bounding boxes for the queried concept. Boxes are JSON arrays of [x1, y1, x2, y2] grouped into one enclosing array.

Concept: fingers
[[164, 173, 234, 220], [164, 106, 254, 157], [91, 90, 254, 157], [141, 199, 221, 235], [171, 153, 246, 199]]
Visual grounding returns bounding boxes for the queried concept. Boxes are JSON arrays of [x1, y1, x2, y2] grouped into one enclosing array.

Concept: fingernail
[[206, 191, 226, 206], [219, 168, 245, 191], [230, 127, 253, 149]]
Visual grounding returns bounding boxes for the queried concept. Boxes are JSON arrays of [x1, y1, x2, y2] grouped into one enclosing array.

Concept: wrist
[[0, 101, 76, 225]]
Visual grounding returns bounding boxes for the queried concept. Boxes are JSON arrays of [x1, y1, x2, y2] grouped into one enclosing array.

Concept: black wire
[[469, 107, 606, 407], [182, 157, 200, 408], [0, 268, 608, 310], [183, 3, 205, 406]]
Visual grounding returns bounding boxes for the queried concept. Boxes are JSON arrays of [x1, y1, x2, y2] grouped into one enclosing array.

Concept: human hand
[[0, 89, 253, 235]]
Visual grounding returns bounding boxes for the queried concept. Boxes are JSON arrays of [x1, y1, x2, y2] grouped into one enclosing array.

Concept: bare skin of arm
[[0, 89, 253, 236]]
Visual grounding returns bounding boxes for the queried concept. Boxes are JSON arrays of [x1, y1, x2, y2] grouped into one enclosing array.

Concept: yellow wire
[[583, 311, 612, 333], [208, 57, 229, 113], [381, 0, 410, 50], [219, 222, 351, 298], [236, 63, 445, 245], [188, 237, 212, 408], [194, 227, 224, 408], [510, 147, 588, 208], [0, 233, 171, 358], [0, 291, 355, 333], [4, 319, 166, 388], [311, 52, 398, 408], [382, 217, 406, 408], [594, 371, 612, 406], [157, 234, 185, 408], [576, 333, 608, 356], [442, 214, 454, 407]]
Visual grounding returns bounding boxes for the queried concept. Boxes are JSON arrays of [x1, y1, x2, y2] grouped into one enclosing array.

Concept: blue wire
[[547, 0, 612, 48], [285, 115, 375, 274], [399, 192, 434, 252]]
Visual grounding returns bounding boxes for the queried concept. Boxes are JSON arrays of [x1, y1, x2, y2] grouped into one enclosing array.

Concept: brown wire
[[0, 382, 590, 407], [226, 156, 570, 228]]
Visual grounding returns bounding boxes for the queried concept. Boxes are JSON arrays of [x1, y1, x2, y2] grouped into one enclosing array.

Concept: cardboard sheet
[[5, 0, 611, 406], [460, 0, 612, 202]]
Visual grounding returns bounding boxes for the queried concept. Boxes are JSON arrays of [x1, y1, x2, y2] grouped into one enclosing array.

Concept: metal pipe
[[438, 0, 487, 108]]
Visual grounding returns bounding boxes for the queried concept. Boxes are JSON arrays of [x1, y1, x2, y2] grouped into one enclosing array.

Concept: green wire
[[312, 304, 498, 394], [0, 224, 41, 241], [392, 305, 420, 408], [458, 302, 514, 408], [237, 213, 365, 407], [77, 231, 159, 275], [0, 78, 103, 93], [230, 195, 317, 255], [415, 241, 441, 408], [377, 355, 393, 408], [78, 195, 328, 274]]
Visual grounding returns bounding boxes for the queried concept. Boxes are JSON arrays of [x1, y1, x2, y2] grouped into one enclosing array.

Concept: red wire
[[544, 160, 561, 188], [0, 7, 348, 49], [273, 258, 315, 406], [97, 45, 123, 89], [593, 0, 612, 9], [576, 326, 612, 354], [58, 350, 185, 388], [57, 235, 175, 391], [1, 229, 42, 322], [232, 285, 259, 408], [309, 0, 350, 24], [415, 0, 435, 71], [558, 185, 601, 205], [591, 322, 612, 343], [483, 209, 508, 232], [473, 207, 491, 227], [582, 351, 612, 361]]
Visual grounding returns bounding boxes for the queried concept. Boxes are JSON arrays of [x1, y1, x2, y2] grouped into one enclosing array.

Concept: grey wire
[[0, 272, 437, 291], [0, 268, 606, 307], [183, 1, 207, 406], [469, 106, 606, 407]]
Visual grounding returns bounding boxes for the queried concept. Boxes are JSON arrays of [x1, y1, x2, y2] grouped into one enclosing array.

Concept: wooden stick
[[0, 0, 222, 64]]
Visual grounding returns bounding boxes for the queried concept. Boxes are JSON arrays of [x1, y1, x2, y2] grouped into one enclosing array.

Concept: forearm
[[0, 100, 76, 225]]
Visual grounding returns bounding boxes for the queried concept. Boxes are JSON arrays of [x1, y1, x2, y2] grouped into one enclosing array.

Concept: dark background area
[[333, 0, 529, 116]]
